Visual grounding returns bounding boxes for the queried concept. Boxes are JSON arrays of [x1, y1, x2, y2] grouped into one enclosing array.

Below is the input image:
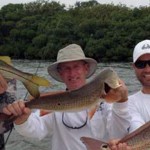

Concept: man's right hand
[[2, 100, 31, 125], [109, 139, 132, 150], [0, 74, 8, 94]]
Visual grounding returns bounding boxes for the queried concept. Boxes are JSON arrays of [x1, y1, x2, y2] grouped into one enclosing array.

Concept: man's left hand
[[102, 79, 128, 103]]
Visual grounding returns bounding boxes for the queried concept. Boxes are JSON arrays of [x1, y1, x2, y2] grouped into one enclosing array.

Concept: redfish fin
[[40, 109, 52, 116], [88, 105, 98, 120], [23, 81, 40, 98], [81, 137, 108, 150]]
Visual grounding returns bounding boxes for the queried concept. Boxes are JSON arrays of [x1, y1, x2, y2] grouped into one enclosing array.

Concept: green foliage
[[32, 34, 47, 47], [0, 0, 150, 62]]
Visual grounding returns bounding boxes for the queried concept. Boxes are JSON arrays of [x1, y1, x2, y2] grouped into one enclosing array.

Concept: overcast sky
[[0, 0, 150, 8]]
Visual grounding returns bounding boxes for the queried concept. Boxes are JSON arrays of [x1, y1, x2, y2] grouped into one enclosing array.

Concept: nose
[[144, 64, 150, 71], [69, 67, 76, 75]]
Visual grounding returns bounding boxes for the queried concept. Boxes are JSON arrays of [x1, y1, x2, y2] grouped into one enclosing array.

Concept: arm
[[107, 101, 131, 139], [103, 79, 131, 139], [128, 94, 145, 133], [2, 100, 53, 140], [14, 111, 53, 140]]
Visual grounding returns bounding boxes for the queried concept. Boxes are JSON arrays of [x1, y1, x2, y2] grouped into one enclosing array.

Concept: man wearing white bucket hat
[[128, 39, 150, 132], [3, 44, 131, 150], [47, 44, 97, 82]]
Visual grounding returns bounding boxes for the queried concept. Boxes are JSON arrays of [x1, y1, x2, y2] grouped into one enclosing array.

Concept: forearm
[[107, 102, 131, 139], [14, 113, 52, 140]]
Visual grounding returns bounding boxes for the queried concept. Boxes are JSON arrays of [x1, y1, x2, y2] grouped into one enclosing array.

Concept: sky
[[0, 0, 150, 8]]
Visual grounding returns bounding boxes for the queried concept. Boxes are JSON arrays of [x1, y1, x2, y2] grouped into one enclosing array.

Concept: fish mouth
[[101, 143, 109, 149], [104, 83, 111, 93]]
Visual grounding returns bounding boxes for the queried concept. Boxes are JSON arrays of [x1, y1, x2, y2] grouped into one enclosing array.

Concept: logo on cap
[[142, 44, 150, 50]]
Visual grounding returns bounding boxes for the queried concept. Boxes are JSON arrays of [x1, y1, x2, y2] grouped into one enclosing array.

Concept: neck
[[142, 87, 150, 94]]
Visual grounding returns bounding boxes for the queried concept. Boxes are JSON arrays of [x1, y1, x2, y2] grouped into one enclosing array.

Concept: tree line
[[0, 0, 150, 62]]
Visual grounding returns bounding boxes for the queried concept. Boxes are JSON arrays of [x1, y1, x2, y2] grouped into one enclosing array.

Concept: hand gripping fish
[[81, 120, 150, 150], [0, 67, 120, 122], [0, 59, 50, 98]]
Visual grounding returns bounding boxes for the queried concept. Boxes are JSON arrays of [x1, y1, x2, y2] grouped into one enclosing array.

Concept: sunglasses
[[62, 112, 88, 129], [134, 60, 150, 69]]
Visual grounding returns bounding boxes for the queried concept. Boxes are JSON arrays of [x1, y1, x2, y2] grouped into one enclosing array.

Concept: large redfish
[[25, 67, 120, 111], [81, 120, 150, 150]]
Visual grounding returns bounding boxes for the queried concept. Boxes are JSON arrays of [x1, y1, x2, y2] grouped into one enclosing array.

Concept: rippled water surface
[[4, 60, 141, 150]]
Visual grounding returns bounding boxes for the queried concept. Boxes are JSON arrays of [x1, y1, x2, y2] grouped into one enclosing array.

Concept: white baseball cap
[[133, 39, 150, 62]]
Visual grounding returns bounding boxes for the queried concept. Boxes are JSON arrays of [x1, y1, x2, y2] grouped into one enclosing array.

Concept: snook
[[0, 60, 50, 98], [25, 67, 120, 112], [81, 121, 150, 150]]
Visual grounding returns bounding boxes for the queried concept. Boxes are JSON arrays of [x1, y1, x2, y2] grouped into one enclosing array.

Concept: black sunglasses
[[134, 60, 150, 69]]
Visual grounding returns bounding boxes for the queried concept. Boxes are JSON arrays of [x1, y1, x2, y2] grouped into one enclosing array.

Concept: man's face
[[58, 60, 89, 90], [133, 54, 150, 91]]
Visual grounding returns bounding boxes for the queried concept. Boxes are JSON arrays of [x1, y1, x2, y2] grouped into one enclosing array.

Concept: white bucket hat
[[48, 44, 97, 82], [133, 39, 150, 63]]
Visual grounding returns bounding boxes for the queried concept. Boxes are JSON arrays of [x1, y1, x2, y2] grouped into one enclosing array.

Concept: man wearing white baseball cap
[[129, 39, 150, 133], [3, 44, 131, 150]]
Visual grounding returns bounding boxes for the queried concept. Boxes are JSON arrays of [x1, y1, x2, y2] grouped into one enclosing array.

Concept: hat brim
[[47, 58, 97, 82]]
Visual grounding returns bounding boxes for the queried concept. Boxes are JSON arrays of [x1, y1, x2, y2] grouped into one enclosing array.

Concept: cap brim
[[47, 58, 97, 82]]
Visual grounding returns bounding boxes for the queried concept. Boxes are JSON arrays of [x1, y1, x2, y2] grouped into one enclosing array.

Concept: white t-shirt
[[129, 90, 150, 133], [14, 101, 130, 150]]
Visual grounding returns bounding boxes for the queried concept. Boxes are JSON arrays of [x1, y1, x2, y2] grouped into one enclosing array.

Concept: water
[[4, 60, 141, 150]]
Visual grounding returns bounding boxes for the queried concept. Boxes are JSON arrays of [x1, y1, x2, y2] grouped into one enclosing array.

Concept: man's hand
[[2, 100, 31, 125], [0, 74, 8, 94], [109, 139, 132, 150], [102, 79, 128, 103]]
